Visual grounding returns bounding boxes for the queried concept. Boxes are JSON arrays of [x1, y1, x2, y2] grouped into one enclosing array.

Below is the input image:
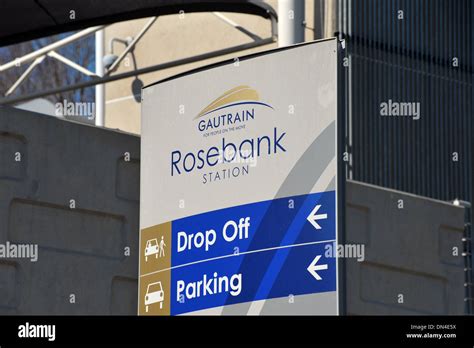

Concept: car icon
[[145, 238, 159, 261], [145, 281, 164, 312]]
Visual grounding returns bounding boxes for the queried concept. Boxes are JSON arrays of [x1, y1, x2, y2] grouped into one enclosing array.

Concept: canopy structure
[[0, 0, 278, 108], [0, 0, 276, 47]]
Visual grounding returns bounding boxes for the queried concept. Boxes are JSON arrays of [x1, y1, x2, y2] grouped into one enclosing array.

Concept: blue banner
[[171, 240, 337, 315], [172, 191, 336, 266]]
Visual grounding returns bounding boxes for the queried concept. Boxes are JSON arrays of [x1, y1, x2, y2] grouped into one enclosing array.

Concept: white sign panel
[[139, 39, 339, 315]]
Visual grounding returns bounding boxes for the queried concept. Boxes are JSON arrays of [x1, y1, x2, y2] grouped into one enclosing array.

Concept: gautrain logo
[[170, 85, 286, 180], [195, 85, 273, 132]]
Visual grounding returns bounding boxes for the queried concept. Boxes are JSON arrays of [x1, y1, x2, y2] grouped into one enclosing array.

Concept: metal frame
[[337, 38, 347, 316], [0, 11, 277, 106]]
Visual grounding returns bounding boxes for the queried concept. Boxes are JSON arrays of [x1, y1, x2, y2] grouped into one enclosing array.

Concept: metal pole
[[324, 0, 337, 38], [313, 0, 325, 40], [278, 0, 305, 47], [95, 30, 105, 127]]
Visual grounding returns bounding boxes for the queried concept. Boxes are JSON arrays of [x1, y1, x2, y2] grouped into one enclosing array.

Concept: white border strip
[[140, 238, 336, 278]]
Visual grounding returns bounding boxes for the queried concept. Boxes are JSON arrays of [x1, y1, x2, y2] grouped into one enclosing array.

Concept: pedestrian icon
[[159, 236, 166, 257], [145, 281, 164, 312]]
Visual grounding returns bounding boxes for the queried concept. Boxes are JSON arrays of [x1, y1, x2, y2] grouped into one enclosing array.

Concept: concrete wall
[[345, 181, 466, 315], [0, 107, 466, 314], [0, 106, 140, 314]]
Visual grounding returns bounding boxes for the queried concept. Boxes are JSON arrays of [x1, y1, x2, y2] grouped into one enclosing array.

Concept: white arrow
[[307, 204, 327, 230], [307, 255, 328, 281]]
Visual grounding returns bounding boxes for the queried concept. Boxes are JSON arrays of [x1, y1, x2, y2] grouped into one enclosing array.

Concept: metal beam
[[105, 17, 158, 74], [212, 12, 262, 41], [0, 37, 275, 105], [47, 51, 97, 77], [0, 26, 104, 72], [4, 56, 45, 96]]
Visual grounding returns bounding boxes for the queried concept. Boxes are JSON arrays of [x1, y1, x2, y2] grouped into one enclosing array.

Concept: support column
[[278, 0, 305, 47]]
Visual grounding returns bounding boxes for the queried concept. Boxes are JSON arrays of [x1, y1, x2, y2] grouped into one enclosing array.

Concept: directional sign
[[139, 39, 339, 315]]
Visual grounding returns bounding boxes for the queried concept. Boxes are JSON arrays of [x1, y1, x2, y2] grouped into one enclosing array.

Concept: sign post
[[139, 38, 340, 315]]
